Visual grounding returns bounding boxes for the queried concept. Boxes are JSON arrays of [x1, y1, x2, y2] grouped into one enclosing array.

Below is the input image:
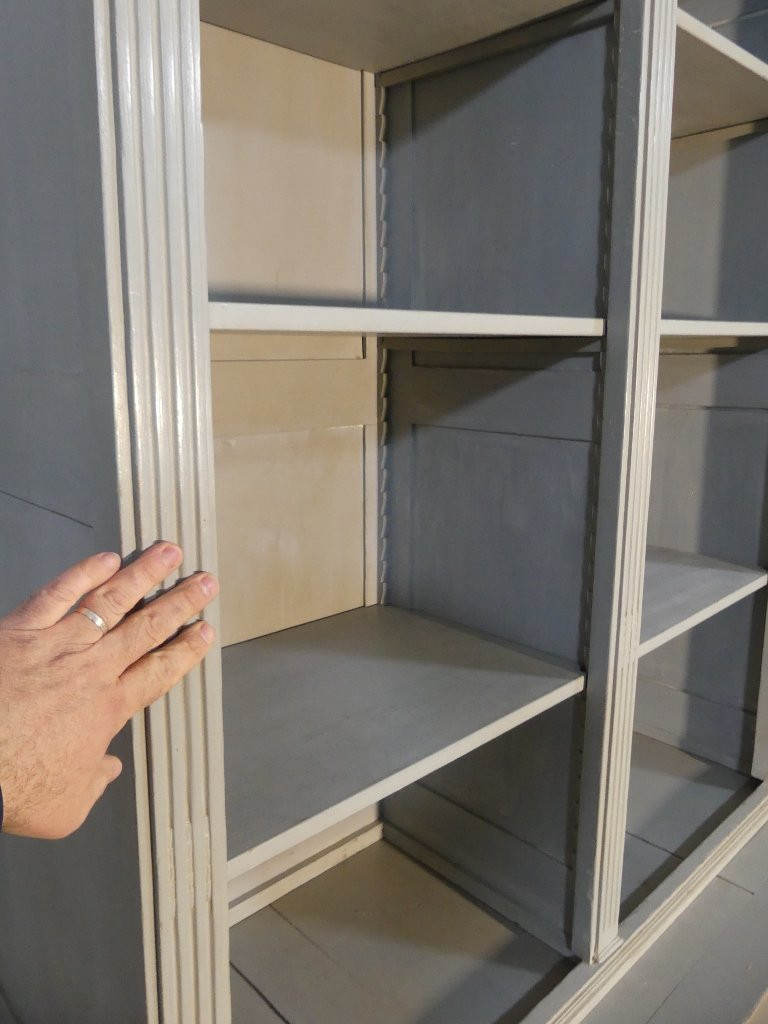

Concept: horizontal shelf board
[[200, 0, 579, 73], [224, 605, 583, 877], [674, 10, 768, 137], [640, 547, 767, 657], [662, 319, 768, 337], [208, 301, 605, 339], [230, 842, 571, 1024]]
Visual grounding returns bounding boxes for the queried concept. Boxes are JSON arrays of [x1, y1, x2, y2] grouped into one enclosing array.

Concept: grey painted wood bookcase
[[2, 0, 768, 1021]]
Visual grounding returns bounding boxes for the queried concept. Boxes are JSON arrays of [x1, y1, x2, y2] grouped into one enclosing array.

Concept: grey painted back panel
[[663, 127, 768, 320], [0, 4, 147, 1022], [387, 348, 597, 662], [384, 22, 610, 315], [680, 0, 768, 61], [382, 344, 594, 943]]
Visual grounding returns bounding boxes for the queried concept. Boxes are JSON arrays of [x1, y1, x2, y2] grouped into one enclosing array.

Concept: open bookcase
[[1, 1, 768, 1023], [202, 0, 768, 1018]]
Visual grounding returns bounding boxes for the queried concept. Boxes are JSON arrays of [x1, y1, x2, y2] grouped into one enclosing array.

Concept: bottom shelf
[[230, 842, 573, 1024], [621, 733, 755, 917]]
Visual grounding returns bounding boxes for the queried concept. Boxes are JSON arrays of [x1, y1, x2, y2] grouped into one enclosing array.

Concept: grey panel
[[0, 5, 146, 1022], [663, 127, 768, 320], [717, 8, 768, 62], [383, 783, 573, 948], [386, 349, 597, 663], [393, 426, 591, 660], [418, 702, 583, 869], [384, 22, 610, 315]]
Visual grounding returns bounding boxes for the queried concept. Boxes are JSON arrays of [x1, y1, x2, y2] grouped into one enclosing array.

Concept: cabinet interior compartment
[[620, 343, 768, 917], [663, 124, 768, 322], [202, 4, 613, 318]]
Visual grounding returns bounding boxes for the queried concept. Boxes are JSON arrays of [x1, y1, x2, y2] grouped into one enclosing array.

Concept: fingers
[[106, 572, 218, 672], [65, 542, 183, 640], [6, 551, 122, 630], [120, 620, 215, 711]]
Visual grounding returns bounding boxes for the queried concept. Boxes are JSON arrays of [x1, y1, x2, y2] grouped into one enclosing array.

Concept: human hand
[[0, 543, 218, 839]]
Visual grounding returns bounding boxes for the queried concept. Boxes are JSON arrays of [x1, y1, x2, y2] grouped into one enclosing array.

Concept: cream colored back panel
[[201, 24, 365, 301], [215, 426, 366, 645]]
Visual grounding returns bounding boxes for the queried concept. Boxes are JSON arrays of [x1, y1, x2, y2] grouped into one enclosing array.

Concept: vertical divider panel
[[105, 2, 230, 1022], [572, 0, 676, 962]]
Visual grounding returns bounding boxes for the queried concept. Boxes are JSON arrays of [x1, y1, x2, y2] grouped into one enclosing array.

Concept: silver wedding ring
[[76, 606, 110, 635]]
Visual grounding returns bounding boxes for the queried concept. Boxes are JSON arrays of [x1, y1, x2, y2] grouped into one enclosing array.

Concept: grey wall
[[384, 19, 611, 316], [681, 0, 768, 61], [0, 4, 148, 1022]]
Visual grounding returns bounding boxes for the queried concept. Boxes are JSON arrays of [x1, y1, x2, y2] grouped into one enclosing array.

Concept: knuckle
[[95, 584, 127, 619], [43, 580, 77, 608], [142, 607, 169, 648]]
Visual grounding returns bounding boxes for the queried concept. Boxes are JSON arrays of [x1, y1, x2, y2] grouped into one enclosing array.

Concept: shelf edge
[[208, 301, 606, 338]]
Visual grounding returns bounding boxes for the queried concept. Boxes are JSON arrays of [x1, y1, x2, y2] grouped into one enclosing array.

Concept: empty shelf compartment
[[230, 842, 572, 1024], [674, 10, 768, 137], [224, 605, 584, 869], [640, 547, 767, 656]]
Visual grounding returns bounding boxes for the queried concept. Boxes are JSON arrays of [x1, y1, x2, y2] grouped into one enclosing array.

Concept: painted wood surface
[[223, 604, 583, 869], [105, 1, 231, 1019], [674, 10, 768, 136], [573, 0, 677, 961], [626, 734, 751, 863], [664, 125, 768, 321], [230, 970, 284, 1024], [199, 0, 581, 72], [661, 319, 768, 336], [640, 547, 767, 656], [231, 843, 571, 1024], [208, 301, 606, 337], [384, 20, 609, 316], [202, 25, 365, 304], [386, 348, 597, 663], [0, 4, 150, 1022]]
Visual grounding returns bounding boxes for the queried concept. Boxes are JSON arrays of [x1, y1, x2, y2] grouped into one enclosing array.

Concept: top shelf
[[674, 9, 768, 138], [208, 302, 605, 339], [199, 0, 579, 73]]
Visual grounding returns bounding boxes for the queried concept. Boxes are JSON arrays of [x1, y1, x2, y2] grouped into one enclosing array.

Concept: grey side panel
[[383, 22, 610, 315], [680, 0, 768, 62], [0, 5, 146, 1023], [663, 127, 768, 321]]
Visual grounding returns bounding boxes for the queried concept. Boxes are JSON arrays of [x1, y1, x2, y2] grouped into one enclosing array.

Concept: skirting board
[[524, 781, 768, 1024]]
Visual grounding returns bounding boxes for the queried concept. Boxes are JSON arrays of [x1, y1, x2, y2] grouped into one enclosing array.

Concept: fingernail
[[199, 621, 215, 643], [99, 552, 121, 570], [199, 574, 218, 597], [160, 543, 182, 566]]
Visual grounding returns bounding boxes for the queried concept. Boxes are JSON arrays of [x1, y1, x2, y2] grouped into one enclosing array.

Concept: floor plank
[[231, 842, 571, 1024], [230, 968, 286, 1024]]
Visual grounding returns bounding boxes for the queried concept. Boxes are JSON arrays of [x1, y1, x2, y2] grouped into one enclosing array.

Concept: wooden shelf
[[208, 301, 605, 339], [200, 0, 579, 73], [230, 842, 571, 1024], [640, 547, 767, 657], [224, 605, 584, 875], [662, 319, 768, 337], [674, 10, 768, 138]]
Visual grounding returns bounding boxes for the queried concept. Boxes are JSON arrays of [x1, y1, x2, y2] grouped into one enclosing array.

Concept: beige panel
[[201, 24, 364, 301], [212, 359, 376, 436], [211, 332, 364, 361], [215, 427, 365, 645]]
